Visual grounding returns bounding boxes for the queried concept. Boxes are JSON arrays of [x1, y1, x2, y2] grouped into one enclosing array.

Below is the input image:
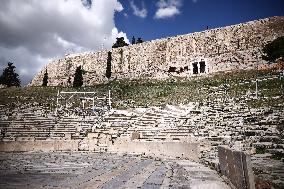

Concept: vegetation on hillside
[[131, 36, 144, 45], [106, 51, 112, 79], [0, 62, 21, 87], [263, 36, 284, 62], [112, 37, 128, 48], [0, 68, 283, 110], [42, 70, 49, 87], [131, 36, 135, 45], [73, 66, 83, 87]]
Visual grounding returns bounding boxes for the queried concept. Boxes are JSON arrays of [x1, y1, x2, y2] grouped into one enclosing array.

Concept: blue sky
[[115, 0, 284, 41]]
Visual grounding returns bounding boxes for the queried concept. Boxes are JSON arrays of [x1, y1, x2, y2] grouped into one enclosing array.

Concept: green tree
[[0, 62, 21, 87], [73, 66, 83, 87], [131, 36, 136, 45], [136, 37, 143, 44], [106, 51, 112, 79], [67, 76, 72, 86], [42, 69, 48, 86], [112, 37, 128, 48], [262, 36, 284, 62]]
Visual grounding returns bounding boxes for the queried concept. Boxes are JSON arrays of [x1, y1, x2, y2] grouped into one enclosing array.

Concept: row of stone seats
[[0, 83, 283, 158], [0, 106, 57, 141], [0, 105, 89, 140], [103, 90, 283, 159], [101, 109, 137, 138]]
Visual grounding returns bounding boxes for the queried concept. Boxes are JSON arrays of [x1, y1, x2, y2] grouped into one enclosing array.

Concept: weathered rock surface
[[29, 16, 284, 86]]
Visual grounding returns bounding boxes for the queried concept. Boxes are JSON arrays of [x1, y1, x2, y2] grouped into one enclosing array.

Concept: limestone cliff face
[[29, 16, 284, 86]]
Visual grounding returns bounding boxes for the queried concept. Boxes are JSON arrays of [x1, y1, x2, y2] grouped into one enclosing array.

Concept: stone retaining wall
[[0, 140, 79, 152], [109, 139, 199, 161], [29, 16, 284, 86], [0, 140, 199, 161]]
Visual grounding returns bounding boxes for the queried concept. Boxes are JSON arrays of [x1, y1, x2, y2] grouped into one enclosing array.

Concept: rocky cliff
[[29, 16, 284, 86]]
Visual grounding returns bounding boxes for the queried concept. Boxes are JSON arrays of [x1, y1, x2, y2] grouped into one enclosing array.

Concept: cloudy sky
[[0, 0, 283, 85]]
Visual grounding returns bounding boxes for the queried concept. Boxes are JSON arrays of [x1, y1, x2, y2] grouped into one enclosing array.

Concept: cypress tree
[[106, 51, 112, 79], [131, 36, 136, 45], [42, 69, 48, 86], [73, 66, 83, 87]]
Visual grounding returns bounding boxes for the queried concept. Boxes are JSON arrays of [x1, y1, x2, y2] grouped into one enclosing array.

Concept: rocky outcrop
[[29, 16, 284, 86]]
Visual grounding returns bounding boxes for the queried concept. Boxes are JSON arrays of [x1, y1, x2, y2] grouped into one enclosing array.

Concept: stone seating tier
[[0, 89, 283, 160]]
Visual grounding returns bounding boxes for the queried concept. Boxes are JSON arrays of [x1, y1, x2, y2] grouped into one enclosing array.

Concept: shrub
[[263, 36, 284, 62], [0, 62, 21, 87]]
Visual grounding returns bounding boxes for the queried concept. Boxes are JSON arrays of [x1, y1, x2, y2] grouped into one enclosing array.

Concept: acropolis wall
[[29, 16, 284, 86]]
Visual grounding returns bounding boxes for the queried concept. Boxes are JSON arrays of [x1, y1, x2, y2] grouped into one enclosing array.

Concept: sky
[[0, 0, 283, 86]]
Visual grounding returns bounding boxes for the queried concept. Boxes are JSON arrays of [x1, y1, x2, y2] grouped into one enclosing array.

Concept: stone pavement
[[0, 152, 230, 189]]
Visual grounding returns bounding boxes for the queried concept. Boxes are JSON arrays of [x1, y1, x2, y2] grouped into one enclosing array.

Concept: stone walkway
[[0, 152, 230, 189]]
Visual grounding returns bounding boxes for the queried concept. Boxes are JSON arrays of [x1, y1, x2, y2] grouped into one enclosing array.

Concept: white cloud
[[0, 46, 51, 85], [110, 28, 130, 46], [0, 0, 128, 85], [130, 1, 147, 18], [154, 0, 183, 19], [155, 6, 180, 19], [124, 13, 129, 18]]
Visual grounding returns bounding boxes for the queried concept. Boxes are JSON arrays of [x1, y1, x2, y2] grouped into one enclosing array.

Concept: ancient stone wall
[[0, 140, 79, 152], [29, 16, 284, 86], [218, 146, 255, 189], [108, 140, 199, 161]]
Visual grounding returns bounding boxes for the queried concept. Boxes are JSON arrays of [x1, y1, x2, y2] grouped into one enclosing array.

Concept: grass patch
[[271, 152, 284, 160], [255, 147, 266, 154], [0, 69, 283, 109]]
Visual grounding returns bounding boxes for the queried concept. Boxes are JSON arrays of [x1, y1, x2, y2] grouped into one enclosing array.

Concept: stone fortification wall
[[30, 16, 284, 86]]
